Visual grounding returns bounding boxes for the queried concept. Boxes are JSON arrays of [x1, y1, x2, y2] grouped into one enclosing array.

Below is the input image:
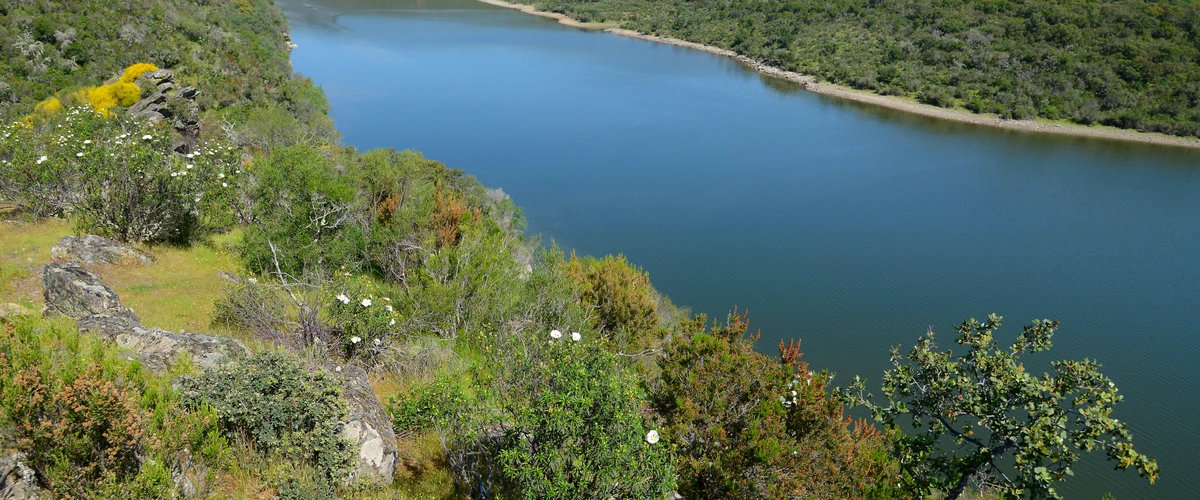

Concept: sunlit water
[[277, 0, 1200, 496]]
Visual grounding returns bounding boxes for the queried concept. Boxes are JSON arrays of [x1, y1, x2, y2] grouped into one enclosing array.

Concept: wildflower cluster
[[326, 273, 401, 359], [0, 106, 245, 242]]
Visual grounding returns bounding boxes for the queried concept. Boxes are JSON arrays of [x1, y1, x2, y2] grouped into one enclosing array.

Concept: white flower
[[194, 196, 201, 203], [142, 134, 152, 140], [83, 139, 92, 145], [37, 156, 47, 164], [186, 153, 194, 159], [645, 430, 660, 444], [351, 336, 361, 344], [218, 173, 225, 179], [385, 305, 393, 312], [336, 293, 350, 304], [550, 329, 562, 339], [571, 331, 581, 342], [361, 298, 372, 307], [383, 297, 391, 302], [335, 365, 342, 372], [248, 277, 258, 284], [170, 172, 178, 177], [186, 164, 193, 169], [373, 338, 382, 346], [221, 182, 228, 188], [389, 318, 395, 326], [76, 152, 83, 157]]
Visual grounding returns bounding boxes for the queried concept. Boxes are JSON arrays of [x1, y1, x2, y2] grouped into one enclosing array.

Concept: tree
[[838, 314, 1158, 499]]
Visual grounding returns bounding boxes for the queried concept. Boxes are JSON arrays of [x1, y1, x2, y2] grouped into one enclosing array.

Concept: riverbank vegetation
[[521, 0, 1200, 138], [0, 0, 1160, 498]]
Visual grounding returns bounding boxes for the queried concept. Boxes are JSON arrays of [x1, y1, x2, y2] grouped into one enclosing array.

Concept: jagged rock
[[320, 363, 398, 485], [42, 263, 137, 322], [50, 235, 156, 266], [156, 81, 176, 93], [77, 312, 141, 337], [127, 90, 167, 116], [0, 303, 31, 320], [111, 326, 250, 371], [178, 86, 198, 99], [0, 452, 41, 500]]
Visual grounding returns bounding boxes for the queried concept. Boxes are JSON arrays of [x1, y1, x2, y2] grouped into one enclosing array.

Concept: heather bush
[[649, 309, 901, 498], [565, 252, 661, 348], [0, 314, 230, 499], [178, 350, 355, 485]]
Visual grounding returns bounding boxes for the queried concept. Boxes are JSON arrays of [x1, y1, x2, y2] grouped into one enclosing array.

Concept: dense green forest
[[0, 0, 1159, 498], [526, 0, 1200, 137]]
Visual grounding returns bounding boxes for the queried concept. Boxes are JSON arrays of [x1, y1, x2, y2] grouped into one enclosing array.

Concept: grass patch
[[0, 220, 244, 334]]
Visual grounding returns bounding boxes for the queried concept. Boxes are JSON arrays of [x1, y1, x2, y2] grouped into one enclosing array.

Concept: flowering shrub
[[0, 107, 244, 242], [326, 273, 401, 359], [178, 350, 354, 484]]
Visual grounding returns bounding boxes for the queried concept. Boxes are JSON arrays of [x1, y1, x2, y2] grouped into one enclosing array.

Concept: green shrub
[[240, 145, 364, 275], [387, 377, 468, 435], [178, 350, 354, 484], [0, 107, 243, 243], [566, 252, 660, 347], [447, 327, 677, 498]]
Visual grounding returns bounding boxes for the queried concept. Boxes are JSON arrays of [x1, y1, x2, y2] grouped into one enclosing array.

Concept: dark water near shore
[[277, 0, 1200, 496]]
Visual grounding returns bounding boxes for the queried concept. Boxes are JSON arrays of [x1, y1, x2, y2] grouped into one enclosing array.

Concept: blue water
[[278, 0, 1200, 497]]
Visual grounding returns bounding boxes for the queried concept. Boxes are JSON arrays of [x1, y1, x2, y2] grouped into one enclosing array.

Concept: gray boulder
[[50, 235, 156, 266], [0, 452, 41, 500], [111, 326, 250, 372], [0, 303, 31, 320], [42, 263, 137, 322], [321, 363, 398, 485]]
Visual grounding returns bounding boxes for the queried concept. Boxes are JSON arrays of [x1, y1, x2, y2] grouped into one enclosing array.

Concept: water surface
[[277, 0, 1200, 497]]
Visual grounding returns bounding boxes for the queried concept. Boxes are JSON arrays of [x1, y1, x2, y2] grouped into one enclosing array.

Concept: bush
[[566, 252, 660, 347], [0, 315, 230, 499], [0, 106, 243, 242], [178, 350, 355, 484], [240, 145, 364, 275], [387, 377, 469, 436], [650, 308, 900, 498], [446, 327, 677, 498]]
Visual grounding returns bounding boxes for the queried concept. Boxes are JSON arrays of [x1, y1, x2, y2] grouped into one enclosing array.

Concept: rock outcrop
[[42, 263, 138, 322], [50, 235, 156, 266], [0, 452, 41, 500], [320, 363, 398, 485], [44, 263, 248, 372], [127, 69, 200, 154]]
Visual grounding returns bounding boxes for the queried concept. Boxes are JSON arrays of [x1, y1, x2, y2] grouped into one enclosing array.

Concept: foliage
[[839, 314, 1159, 499], [0, 0, 326, 134], [565, 252, 660, 346], [650, 308, 900, 498], [240, 145, 362, 274], [445, 327, 677, 498], [0, 314, 230, 499], [530, 0, 1200, 137], [0, 104, 244, 243], [326, 273, 402, 359], [387, 376, 470, 436], [178, 350, 355, 485]]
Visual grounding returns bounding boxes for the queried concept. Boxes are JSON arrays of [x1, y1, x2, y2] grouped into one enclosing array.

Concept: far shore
[[477, 0, 1200, 150]]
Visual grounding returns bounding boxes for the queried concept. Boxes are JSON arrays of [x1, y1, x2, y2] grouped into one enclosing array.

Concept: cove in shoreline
[[476, 0, 1200, 150]]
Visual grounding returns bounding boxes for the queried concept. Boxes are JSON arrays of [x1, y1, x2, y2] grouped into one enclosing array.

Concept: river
[[276, 0, 1200, 497]]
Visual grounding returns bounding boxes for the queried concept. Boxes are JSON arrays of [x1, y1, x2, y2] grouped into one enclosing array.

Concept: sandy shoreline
[[479, 0, 1200, 150]]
